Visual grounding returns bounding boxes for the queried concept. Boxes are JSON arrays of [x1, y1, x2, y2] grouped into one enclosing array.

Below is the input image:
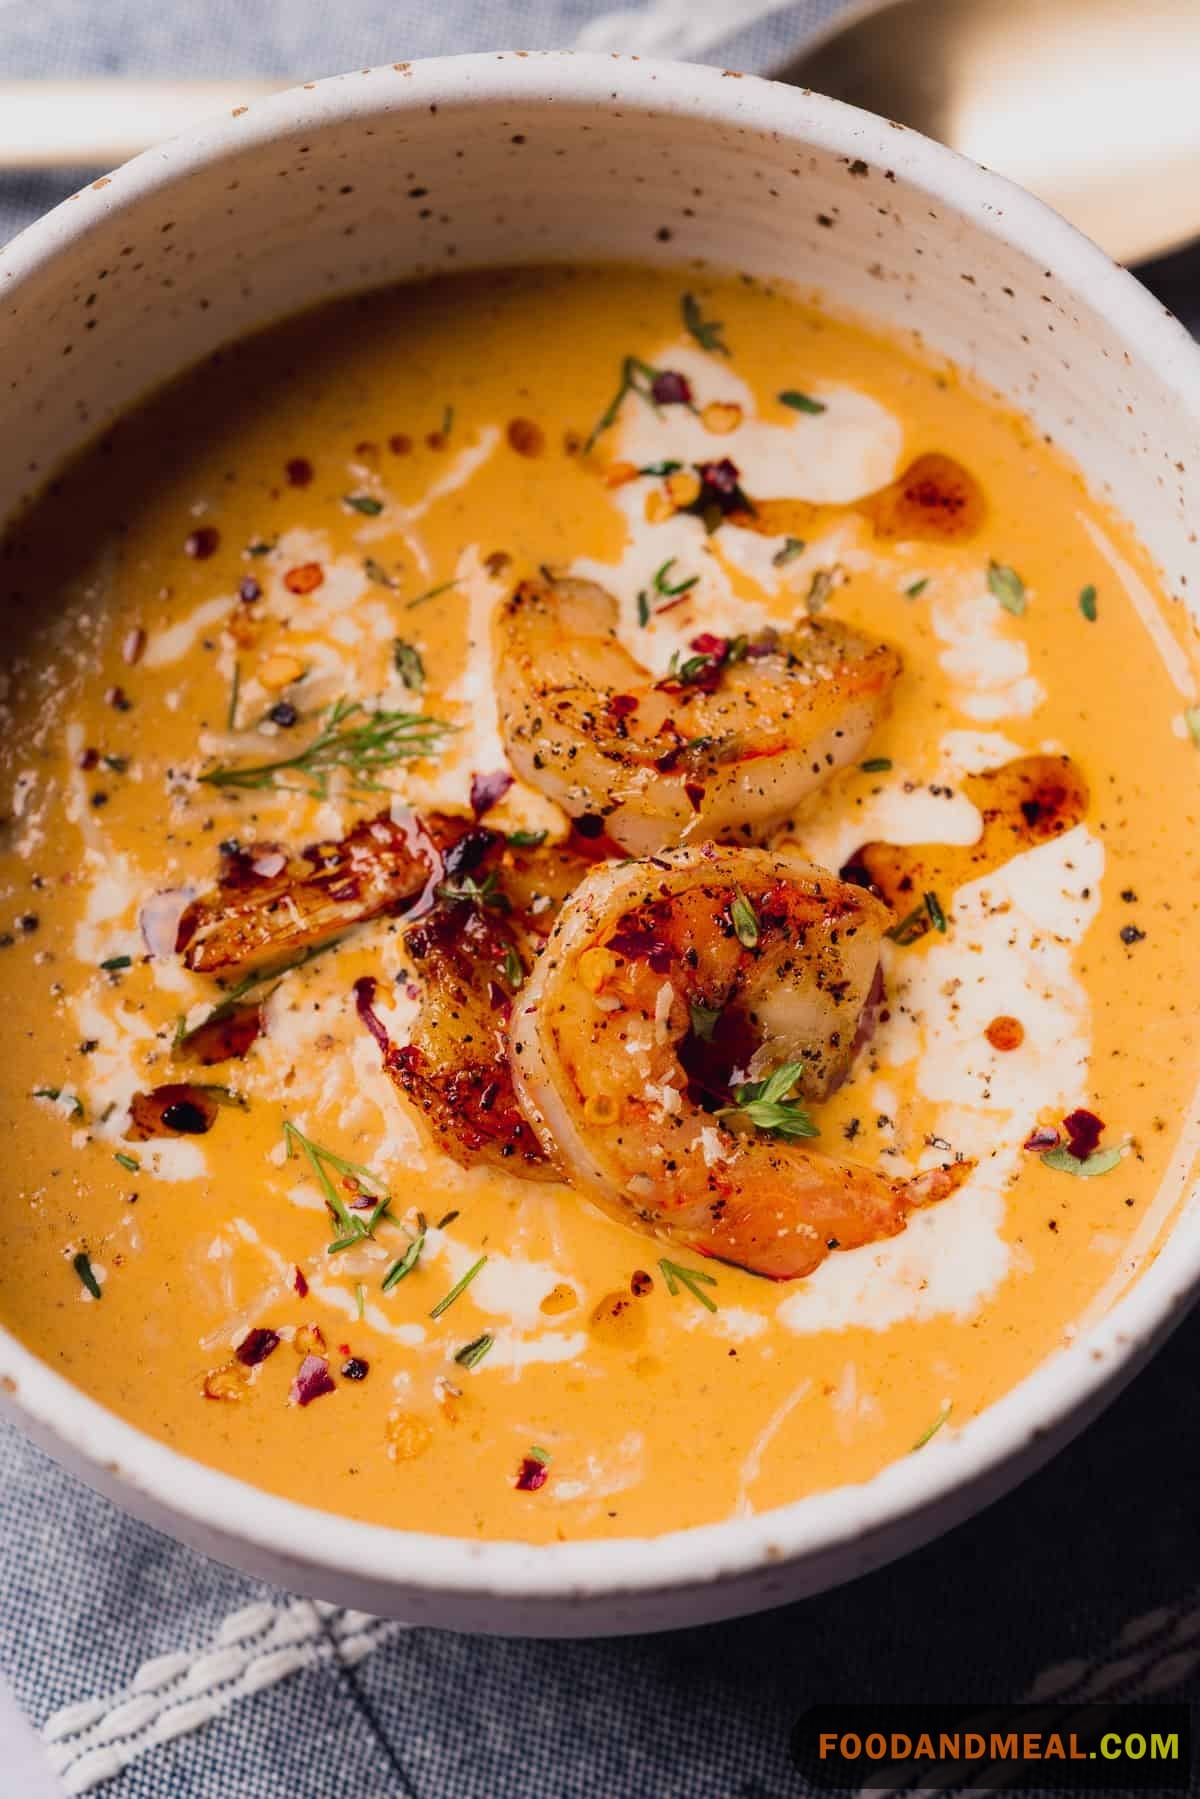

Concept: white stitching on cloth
[[42, 1600, 406, 1795]]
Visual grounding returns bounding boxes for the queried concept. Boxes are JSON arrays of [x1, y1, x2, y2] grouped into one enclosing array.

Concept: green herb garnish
[[102, 754, 128, 774], [887, 901, 933, 946], [355, 1282, 366, 1321], [636, 590, 651, 628], [637, 460, 683, 477], [246, 539, 274, 557], [507, 828, 547, 848], [658, 1256, 719, 1313], [912, 1402, 951, 1450], [860, 757, 892, 774], [653, 557, 699, 599], [405, 578, 461, 611], [730, 886, 759, 949], [1078, 583, 1098, 621], [987, 560, 1027, 615], [688, 998, 722, 1043], [226, 661, 241, 732], [72, 1251, 102, 1300], [34, 1087, 84, 1119], [716, 1060, 818, 1141], [454, 1332, 494, 1370], [1186, 705, 1200, 747], [100, 955, 132, 972], [904, 577, 930, 599], [681, 291, 729, 355], [778, 389, 826, 415], [114, 1151, 139, 1173], [584, 355, 684, 454], [344, 492, 384, 517], [282, 1120, 391, 1252], [924, 890, 948, 934], [392, 638, 425, 690], [429, 1254, 487, 1320], [805, 567, 838, 613], [772, 536, 806, 567], [435, 869, 509, 912], [364, 557, 397, 589], [382, 1214, 427, 1292], [441, 403, 454, 439], [528, 1444, 551, 1465], [1041, 1142, 1124, 1178], [199, 695, 451, 796], [502, 945, 524, 990]]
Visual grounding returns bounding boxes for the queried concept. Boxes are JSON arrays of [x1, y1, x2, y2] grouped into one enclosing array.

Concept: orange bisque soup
[[1, 264, 1198, 1544]]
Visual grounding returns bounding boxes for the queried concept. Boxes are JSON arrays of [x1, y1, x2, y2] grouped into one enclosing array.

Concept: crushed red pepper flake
[[290, 1354, 335, 1406], [1062, 1108, 1104, 1160], [515, 1455, 549, 1492], [235, 1327, 281, 1367]]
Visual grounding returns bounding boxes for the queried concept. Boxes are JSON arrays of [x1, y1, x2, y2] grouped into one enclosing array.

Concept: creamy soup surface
[[1, 265, 1198, 1543]]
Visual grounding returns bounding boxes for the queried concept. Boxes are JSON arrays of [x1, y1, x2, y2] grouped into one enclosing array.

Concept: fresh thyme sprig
[[434, 869, 510, 912], [198, 695, 452, 796], [716, 1060, 819, 1141], [282, 1120, 393, 1253]]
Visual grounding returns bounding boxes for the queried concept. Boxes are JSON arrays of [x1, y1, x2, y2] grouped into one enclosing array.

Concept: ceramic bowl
[[1, 52, 1198, 1636]]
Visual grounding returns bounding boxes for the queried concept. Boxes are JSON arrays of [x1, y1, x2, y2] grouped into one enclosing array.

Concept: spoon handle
[[0, 81, 283, 170]]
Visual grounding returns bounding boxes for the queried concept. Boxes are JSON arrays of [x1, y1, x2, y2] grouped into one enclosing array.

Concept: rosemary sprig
[[429, 1254, 487, 1319], [382, 1214, 427, 1292], [584, 354, 690, 454], [198, 695, 451, 796], [406, 578, 461, 611], [658, 1256, 719, 1313], [282, 1120, 392, 1252], [715, 1060, 819, 1141]]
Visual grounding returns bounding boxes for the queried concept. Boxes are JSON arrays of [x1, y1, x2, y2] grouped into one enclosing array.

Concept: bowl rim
[[2, 49, 1199, 1609]]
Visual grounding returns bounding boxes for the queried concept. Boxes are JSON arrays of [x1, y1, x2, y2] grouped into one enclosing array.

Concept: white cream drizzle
[[778, 824, 1102, 1336], [572, 344, 902, 673]]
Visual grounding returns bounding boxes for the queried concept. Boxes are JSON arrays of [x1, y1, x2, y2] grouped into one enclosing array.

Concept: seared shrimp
[[356, 832, 591, 1179], [510, 845, 970, 1278], [176, 809, 473, 974], [495, 576, 900, 855]]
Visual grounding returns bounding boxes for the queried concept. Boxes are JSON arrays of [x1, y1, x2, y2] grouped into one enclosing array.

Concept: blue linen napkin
[[2, 3, 1199, 1794]]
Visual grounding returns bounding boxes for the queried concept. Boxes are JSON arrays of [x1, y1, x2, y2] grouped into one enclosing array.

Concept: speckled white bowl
[[1, 53, 1199, 1636]]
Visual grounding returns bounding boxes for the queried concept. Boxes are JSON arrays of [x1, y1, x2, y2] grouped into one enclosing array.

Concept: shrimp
[[356, 832, 592, 1179], [175, 809, 477, 974], [510, 845, 971, 1278], [495, 575, 900, 856]]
